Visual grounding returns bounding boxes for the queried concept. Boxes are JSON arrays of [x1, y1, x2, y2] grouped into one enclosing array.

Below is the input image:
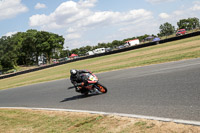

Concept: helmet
[[70, 69, 77, 75]]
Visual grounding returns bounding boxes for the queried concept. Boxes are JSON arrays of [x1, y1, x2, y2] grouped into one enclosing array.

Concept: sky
[[0, 0, 200, 49]]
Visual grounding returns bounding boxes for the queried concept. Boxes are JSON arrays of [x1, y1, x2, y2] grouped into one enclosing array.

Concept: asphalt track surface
[[0, 58, 200, 122]]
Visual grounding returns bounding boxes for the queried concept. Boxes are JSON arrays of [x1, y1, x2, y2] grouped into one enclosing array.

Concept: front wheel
[[95, 83, 107, 93]]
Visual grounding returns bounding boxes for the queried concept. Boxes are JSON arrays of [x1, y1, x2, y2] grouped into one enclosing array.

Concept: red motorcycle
[[69, 72, 107, 95]]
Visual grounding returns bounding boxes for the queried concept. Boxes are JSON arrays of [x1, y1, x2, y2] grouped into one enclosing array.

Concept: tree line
[[60, 34, 150, 58], [0, 30, 64, 71], [0, 17, 199, 71], [61, 17, 200, 57]]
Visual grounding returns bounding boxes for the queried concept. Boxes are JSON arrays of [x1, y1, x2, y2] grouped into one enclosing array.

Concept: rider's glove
[[76, 82, 84, 86], [81, 82, 84, 86]]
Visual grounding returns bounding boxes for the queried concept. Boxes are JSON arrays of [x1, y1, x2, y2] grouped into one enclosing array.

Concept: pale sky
[[1, 0, 200, 49]]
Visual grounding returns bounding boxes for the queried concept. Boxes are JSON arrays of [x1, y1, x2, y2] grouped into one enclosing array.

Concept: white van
[[87, 51, 94, 55], [93, 48, 106, 54], [125, 39, 140, 46]]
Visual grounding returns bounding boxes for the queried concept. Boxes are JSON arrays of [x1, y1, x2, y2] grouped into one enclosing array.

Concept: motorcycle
[[68, 71, 107, 95]]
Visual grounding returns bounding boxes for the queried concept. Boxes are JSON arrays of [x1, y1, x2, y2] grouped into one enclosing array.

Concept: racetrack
[[0, 58, 200, 122]]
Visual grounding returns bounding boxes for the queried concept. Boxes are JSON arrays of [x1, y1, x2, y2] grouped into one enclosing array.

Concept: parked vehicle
[[176, 29, 186, 36], [93, 48, 106, 54], [58, 57, 70, 62], [52, 59, 59, 64], [105, 47, 112, 52], [125, 39, 140, 46], [68, 71, 107, 95], [118, 45, 125, 49], [87, 51, 94, 55], [152, 37, 160, 42]]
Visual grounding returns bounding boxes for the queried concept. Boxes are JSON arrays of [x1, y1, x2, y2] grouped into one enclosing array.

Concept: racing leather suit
[[70, 70, 90, 92]]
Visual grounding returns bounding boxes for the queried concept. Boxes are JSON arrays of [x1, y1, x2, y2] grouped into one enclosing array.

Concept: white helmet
[[70, 69, 77, 75]]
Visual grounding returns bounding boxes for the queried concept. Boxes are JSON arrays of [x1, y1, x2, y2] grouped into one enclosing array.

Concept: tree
[[85, 45, 92, 51], [177, 19, 188, 30], [111, 40, 123, 47], [37, 31, 64, 63], [177, 17, 200, 31], [0, 61, 2, 71], [18, 30, 38, 65], [159, 22, 175, 37], [97, 43, 107, 48], [0, 29, 65, 70], [71, 48, 79, 55], [18, 30, 65, 65], [0, 34, 22, 69], [60, 49, 71, 58], [190, 17, 200, 30]]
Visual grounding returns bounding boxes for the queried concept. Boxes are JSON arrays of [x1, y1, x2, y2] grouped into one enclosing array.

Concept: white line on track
[[1, 107, 200, 126]]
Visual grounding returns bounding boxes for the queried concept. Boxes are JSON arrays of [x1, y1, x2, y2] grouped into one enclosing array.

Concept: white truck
[[125, 39, 140, 46], [93, 48, 106, 54]]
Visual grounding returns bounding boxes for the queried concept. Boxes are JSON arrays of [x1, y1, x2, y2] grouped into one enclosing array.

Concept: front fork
[[93, 84, 101, 93]]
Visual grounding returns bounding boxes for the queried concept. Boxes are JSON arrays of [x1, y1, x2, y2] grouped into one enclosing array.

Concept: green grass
[[0, 109, 199, 133], [0, 36, 200, 90]]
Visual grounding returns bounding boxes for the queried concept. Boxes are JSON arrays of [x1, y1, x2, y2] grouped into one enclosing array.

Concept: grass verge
[[0, 109, 199, 133], [0, 36, 200, 90]]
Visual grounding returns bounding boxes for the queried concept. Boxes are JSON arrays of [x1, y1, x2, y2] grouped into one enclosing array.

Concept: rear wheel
[[96, 83, 107, 93], [82, 92, 88, 95], [80, 87, 89, 95]]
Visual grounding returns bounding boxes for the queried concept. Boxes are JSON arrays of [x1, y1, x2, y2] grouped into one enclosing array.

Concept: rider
[[70, 69, 90, 92]]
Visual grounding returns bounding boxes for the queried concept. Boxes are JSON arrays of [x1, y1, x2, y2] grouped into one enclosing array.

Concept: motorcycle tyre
[[81, 92, 88, 95], [96, 83, 107, 93], [80, 88, 89, 95]]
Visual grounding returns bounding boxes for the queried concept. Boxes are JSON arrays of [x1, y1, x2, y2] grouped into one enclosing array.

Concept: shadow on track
[[60, 93, 102, 103]]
